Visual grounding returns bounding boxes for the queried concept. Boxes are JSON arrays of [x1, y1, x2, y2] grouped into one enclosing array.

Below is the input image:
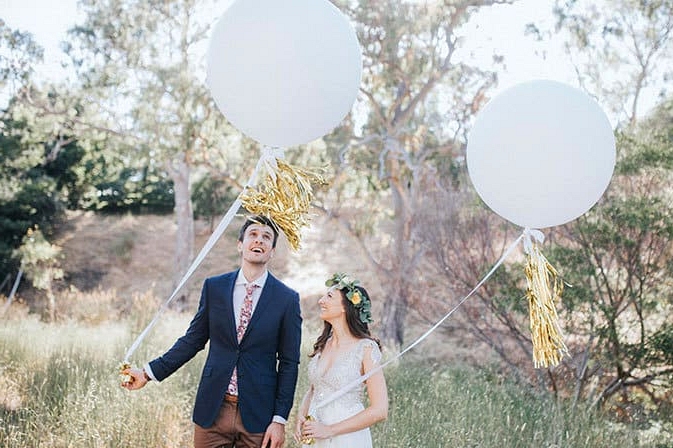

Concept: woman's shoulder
[[356, 338, 382, 362], [356, 337, 379, 348]]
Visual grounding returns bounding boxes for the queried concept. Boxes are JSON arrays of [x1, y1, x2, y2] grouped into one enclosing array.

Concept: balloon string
[[123, 150, 279, 363], [312, 231, 525, 411]]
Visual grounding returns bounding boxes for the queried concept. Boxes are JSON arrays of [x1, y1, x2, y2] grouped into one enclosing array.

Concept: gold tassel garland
[[300, 415, 316, 445], [119, 362, 132, 385], [524, 243, 568, 368], [240, 158, 326, 251]]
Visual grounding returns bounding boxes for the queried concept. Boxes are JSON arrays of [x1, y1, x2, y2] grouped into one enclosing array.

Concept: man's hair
[[238, 215, 279, 248]]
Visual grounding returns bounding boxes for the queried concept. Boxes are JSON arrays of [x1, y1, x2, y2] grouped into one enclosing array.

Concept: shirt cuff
[[143, 363, 158, 382], [272, 415, 287, 425]]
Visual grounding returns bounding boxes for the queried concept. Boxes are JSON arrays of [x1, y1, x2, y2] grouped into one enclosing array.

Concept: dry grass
[[2, 315, 664, 448]]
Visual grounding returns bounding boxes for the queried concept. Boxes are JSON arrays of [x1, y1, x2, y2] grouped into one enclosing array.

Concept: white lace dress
[[303, 338, 382, 448]]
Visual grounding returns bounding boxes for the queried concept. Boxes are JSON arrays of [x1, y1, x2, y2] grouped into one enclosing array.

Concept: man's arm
[[149, 279, 212, 381], [273, 292, 302, 420]]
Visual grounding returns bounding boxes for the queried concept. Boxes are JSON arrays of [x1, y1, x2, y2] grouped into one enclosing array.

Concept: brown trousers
[[193, 395, 264, 448]]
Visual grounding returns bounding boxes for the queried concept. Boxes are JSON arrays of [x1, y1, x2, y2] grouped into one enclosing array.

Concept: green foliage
[[551, 0, 673, 125], [647, 324, 673, 366], [0, 112, 175, 285], [191, 175, 236, 228], [62, 0, 249, 282], [546, 116, 673, 407], [0, 20, 44, 90], [487, 264, 530, 316], [0, 118, 63, 282], [615, 123, 673, 175], [13, 226, 63, 291], [94, 166, 174, 214]]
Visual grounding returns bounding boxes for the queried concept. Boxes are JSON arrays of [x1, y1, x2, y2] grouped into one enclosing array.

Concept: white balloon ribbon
[[123, 148, 283, 363], [260, 146, 285, 181], [522, 228, 545, 254], [313, 230, 527, 411]]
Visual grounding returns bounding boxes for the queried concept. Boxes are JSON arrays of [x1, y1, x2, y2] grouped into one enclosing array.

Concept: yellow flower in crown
[[325, 273, 373, 324]]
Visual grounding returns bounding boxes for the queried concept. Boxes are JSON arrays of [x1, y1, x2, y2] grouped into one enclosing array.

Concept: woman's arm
[[302, 345, 388, 440]]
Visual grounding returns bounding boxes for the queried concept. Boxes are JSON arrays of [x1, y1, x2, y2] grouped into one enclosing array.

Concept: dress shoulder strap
[[356, 338, 382, 364]]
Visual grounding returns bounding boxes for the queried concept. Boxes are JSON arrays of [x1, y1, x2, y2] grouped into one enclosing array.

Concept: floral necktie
[[227, 283, 258, 396]]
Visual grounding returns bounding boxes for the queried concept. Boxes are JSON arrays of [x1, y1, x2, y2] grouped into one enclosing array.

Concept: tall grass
[[372, 365, 638, 447], [1, 316, 670, 447]]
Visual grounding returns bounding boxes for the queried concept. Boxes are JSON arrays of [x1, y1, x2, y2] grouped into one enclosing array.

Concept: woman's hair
[[309, 285, 381, 357]]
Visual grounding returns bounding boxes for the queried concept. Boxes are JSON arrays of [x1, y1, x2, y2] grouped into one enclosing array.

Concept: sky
[[1, 0, 578, 107], [456, 1, 575, 91], [2, 0, 83, 81]]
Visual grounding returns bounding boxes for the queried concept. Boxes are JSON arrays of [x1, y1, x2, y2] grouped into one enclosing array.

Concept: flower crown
[[325, 273, 373, 324]]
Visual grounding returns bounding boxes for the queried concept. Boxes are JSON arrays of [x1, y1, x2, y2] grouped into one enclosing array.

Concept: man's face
[[237, 223, 276, 266]]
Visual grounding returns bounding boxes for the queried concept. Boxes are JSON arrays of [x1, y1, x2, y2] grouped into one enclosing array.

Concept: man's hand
[[121, 367, 149, 390], [261, 421, 285, 448]]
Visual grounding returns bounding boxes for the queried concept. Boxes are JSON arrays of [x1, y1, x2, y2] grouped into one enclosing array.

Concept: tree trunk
[[172, 153, 194, 294], [379, 286, 410, 349], [47, 280, 56, 322], [378, 137, 414, 349]]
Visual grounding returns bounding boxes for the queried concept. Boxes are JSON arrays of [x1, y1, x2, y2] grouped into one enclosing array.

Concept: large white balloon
[[466, 80, 616, 229], [206, 0, 362, 148]]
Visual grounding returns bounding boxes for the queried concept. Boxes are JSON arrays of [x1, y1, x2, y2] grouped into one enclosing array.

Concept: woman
[[294, 273, 388, 447]]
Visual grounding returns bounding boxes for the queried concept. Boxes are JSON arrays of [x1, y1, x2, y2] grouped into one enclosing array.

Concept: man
[[123, 215, 302, 448]]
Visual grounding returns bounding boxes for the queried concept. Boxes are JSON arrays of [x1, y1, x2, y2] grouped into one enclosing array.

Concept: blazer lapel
[[223, 270, 239, 343]]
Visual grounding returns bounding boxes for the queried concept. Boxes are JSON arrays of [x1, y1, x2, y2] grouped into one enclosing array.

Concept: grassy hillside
[[46, 211, 373, 317]]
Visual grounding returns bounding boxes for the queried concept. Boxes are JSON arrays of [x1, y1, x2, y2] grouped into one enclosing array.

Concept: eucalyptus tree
[[546, 0, 673, 127], [0, 19, 44, 97], [512, 0, 673, 411], [415, 179, 534, 381], [0, 23, 64, 289], [418, 114, 673, 411], [320, 0, 513, 348], [13, 226, 64, 322], [544, 111, 673, 414], [64, 0, 247, 288], [414, 1, 673, 410], [413, 1, 673, 408]]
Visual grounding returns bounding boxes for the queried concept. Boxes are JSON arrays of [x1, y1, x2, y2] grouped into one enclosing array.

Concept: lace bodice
[[307, 338, 382, 425]]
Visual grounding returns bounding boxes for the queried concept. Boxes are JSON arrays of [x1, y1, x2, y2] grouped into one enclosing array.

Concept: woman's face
[[318, 286, 345, 322]]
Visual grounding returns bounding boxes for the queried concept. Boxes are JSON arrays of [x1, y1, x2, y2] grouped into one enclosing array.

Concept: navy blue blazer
[[149, 270, 302, 432]]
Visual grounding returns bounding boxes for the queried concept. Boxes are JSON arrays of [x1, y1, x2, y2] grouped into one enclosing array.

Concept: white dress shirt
[[232, 269, 267, 327]]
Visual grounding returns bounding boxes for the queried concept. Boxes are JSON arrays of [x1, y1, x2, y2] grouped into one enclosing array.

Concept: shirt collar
[[236, 269, 268, 289]]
